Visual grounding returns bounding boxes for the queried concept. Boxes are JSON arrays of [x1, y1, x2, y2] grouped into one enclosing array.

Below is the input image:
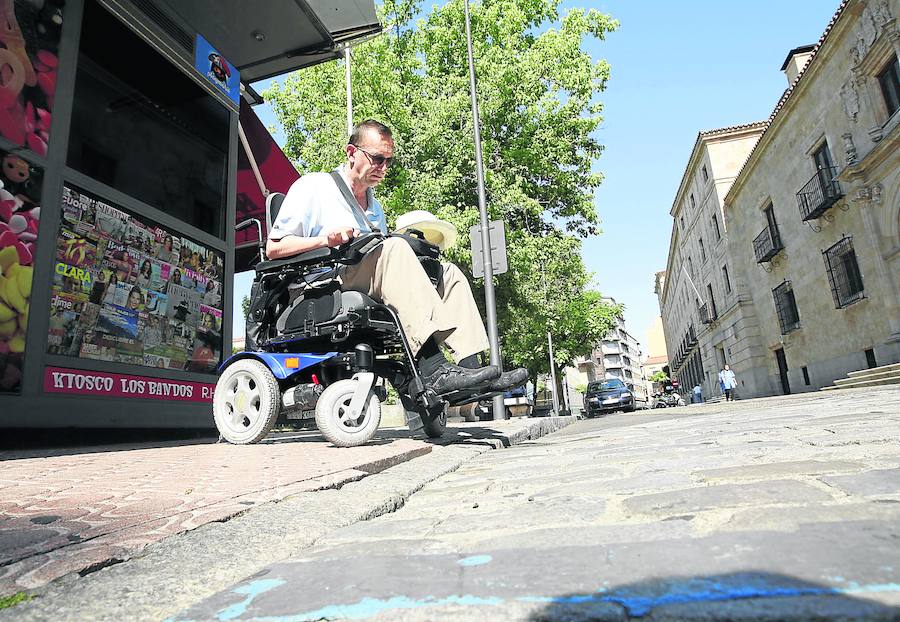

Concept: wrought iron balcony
[[797, 166, 842, 221], [753, 226, 783, 263], [699, 302, 717, 324]]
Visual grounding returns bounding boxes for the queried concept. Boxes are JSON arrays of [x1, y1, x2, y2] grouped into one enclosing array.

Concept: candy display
[[0, 148, 40, 393], [48, 185, 224, 373], [0, 0, 66, 157]]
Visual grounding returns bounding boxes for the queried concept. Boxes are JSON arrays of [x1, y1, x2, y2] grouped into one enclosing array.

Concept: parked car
[[584, 378, 635, 416]]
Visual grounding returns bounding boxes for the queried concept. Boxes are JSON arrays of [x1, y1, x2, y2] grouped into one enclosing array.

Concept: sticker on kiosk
[[194, 34, 240, 105]]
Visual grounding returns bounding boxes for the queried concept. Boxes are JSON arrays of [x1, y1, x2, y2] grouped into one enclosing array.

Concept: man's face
[[347, 129, 394, 188]]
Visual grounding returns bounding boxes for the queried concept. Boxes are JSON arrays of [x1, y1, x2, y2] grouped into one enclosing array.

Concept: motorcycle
[[653, 380, 686, 408]]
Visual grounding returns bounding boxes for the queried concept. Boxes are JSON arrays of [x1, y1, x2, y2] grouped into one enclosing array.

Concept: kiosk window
[[67, 0, 229, 238]]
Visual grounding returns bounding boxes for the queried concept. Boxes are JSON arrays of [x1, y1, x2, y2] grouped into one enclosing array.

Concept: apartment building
[[575, 297, 649, 402], [657, 124, 766, 399], [723, 0, 900, 395]]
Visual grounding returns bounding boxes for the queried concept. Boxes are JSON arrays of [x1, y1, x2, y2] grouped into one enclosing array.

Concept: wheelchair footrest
[[445, 389, 503, 407]]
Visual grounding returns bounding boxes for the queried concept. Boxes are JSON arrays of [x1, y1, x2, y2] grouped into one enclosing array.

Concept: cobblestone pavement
[[174, 387, 900, 621], [1, 413, 569, 599]]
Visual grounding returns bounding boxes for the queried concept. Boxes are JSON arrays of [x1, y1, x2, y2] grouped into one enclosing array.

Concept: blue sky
[[234, 0, 842, 353]]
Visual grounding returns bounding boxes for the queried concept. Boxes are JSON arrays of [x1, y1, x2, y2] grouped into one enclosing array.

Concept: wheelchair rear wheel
[[213, 359, 281, 444], [315, 378, 381, 447]]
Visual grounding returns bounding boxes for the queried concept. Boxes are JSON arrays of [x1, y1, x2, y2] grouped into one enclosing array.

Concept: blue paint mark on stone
[[239, 576, 900, 620], [457, 555, 492, 567], [217, 578, 286, 621], [261, 594, 504, 621]]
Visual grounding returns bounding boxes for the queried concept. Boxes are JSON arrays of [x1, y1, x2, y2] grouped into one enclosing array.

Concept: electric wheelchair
[[213, 193, 494, 446]]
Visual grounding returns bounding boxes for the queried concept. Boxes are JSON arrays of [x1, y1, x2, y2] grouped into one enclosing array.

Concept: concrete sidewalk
[[0, 416, 573, 599]]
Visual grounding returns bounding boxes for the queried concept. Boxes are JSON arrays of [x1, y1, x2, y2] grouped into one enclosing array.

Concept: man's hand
[[323, 226, 359, 248]]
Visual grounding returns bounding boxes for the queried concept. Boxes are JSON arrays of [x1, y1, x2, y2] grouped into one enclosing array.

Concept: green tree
[[650, 370, 669, 383], [241, 295, 250, 321], [265, 0, 619, 379]]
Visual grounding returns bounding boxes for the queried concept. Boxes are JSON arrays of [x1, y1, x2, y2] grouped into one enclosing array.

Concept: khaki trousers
[[340, 237, 489, 359]]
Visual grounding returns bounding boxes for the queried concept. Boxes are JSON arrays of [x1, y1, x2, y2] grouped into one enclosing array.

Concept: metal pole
[[344, 45, 353, 135], [547, 331, 560, 414], [463, 0, 504, 420]]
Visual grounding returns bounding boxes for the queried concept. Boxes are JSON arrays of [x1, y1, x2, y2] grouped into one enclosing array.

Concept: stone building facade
[[723, 0, 900, 396], [657, 124, 766, 399]]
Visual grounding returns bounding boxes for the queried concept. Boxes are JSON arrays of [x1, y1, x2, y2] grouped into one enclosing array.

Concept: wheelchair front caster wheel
[[213, 359, 281, 444], [315, 378, 381, 447]]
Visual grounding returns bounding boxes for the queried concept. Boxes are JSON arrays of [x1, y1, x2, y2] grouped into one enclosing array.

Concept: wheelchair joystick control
[[354, 343, 374, 371]]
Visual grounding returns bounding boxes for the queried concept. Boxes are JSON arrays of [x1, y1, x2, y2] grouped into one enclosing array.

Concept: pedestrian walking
[[719, 364, 737, 401], [692, 383, 703, 404]]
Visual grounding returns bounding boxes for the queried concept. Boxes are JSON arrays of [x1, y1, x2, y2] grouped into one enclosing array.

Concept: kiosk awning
[[167, 0, 381, 83], [235, 100, 301, 271]]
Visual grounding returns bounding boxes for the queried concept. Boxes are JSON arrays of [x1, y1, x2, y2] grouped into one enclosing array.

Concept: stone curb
[[1, 416, 576, 622]]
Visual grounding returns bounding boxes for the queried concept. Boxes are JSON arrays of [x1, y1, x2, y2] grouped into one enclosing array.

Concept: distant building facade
[[724, 0, 900, 396], [660, 0, 900, 400], [658, 124, 766, 400], [576, 297, 649, 402]]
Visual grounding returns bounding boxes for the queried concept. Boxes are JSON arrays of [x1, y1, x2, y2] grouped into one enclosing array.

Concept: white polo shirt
[[268, 165, 386, 241]]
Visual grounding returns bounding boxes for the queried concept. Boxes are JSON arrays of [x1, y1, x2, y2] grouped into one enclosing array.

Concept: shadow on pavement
[[526, 571, 899, 621], [0, 428, 217, 460]]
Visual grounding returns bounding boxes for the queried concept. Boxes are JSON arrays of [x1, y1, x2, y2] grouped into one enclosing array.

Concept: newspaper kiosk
[[0, 0, 378, 428]]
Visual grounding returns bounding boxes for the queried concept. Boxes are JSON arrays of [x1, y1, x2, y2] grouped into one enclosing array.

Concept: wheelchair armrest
[[255, 246, 335, 274]]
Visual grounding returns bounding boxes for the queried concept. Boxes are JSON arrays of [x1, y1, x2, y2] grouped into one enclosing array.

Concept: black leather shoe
[[488, 367, 528, 392], [423, 362, 500, 395]]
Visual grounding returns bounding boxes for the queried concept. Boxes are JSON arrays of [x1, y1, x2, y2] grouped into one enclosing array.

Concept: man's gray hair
[[349, 119, 392, 145]]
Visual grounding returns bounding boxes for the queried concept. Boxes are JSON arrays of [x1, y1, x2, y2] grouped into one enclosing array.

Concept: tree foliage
[[650, 370, 669, 383], [264, 0, 619, 377]]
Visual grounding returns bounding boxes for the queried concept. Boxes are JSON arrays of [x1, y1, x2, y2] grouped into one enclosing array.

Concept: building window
[[722, 265, 731, 294], [772, 280, 801, 334], [687, 255, 694, 275], [711, 213, 721, 240], [690, 193, 696, 209], [878, 55, 900, 118], [802, 366, 810, 385], [823, 236, 865, 308], [680, 216, 685, 230], [706, 283, 717, 318], [699, 237, 706, 263], [702, 165, 709, 183]]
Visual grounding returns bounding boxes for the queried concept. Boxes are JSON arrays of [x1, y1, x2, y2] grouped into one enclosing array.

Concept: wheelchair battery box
[[276, 282, 342, 334]]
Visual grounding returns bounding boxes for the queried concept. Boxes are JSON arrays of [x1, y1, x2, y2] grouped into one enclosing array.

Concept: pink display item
[[0, 1, 65, 156]]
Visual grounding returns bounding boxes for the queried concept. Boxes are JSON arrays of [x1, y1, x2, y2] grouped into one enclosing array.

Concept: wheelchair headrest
[[266, 192, 286, 232]]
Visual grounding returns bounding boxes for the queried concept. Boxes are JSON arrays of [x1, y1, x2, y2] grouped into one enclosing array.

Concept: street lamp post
[[463, 0, 505, 420]]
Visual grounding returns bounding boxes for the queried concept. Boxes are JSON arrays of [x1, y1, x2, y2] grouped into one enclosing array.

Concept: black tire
[[422, 406, 447, 438], [315, 378, 381, 447], [213, 359, 281, 444]]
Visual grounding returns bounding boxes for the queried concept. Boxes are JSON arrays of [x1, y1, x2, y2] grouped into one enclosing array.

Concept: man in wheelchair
[[265, 119, 526, 397]]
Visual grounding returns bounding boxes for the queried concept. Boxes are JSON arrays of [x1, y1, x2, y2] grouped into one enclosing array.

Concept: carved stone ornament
[[842, 132, 858, 164], [854, 187, 871, 203], [841, 81, 860, 122], [872, 183, 883, 204], [852, 6, 879, 64], [871, 0, 892, 28]]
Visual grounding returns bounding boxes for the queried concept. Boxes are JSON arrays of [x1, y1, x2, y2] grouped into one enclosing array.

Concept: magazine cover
[[125, 219, 156, 255], [144, 289, 168, 316], [166, 283, 201, 327], [149, 259, 173, 292], [57, 228, 98, 268], [96, 304, 140, 339], [94, 201, 129, 240]]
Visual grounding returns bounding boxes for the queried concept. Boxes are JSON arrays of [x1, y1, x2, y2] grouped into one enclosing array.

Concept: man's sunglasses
[[352, 145, 394, 168]]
